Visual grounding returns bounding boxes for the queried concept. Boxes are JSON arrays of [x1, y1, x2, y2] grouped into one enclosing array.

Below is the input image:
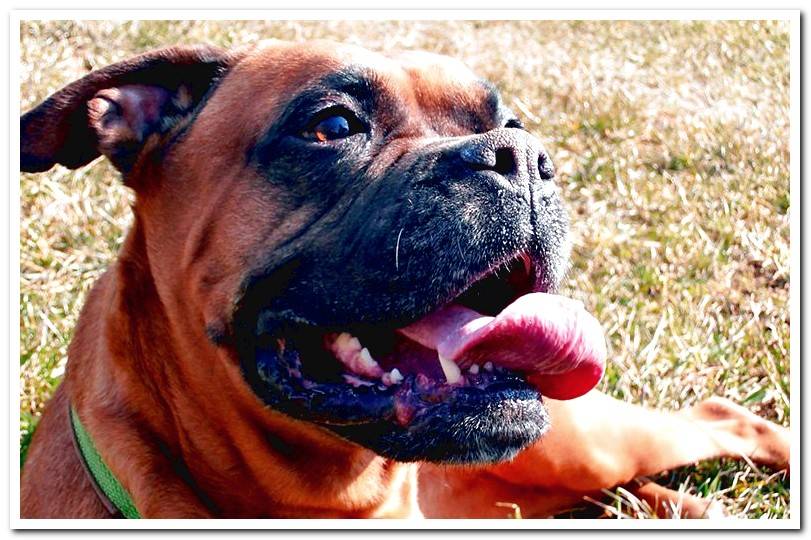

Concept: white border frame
[[10, 9, 801, 530]]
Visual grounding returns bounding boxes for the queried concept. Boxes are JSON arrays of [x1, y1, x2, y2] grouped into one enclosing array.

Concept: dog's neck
[[67, 222, 421, 518]]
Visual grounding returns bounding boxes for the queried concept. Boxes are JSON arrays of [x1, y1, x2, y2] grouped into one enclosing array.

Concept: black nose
[[459, 128, 554, 186]]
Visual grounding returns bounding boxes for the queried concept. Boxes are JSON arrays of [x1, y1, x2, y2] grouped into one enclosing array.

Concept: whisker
[[395, 227, 404, 271]]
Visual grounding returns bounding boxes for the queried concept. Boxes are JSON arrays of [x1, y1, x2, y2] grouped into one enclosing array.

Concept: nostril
[[493, 148, 516, 176], [538, 153, 555, 180]]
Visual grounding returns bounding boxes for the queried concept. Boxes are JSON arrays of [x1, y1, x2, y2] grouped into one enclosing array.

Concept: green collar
[[69, 406, 141, 519]]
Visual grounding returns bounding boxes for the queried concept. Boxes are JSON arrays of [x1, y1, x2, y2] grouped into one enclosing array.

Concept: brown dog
[[20, 41, 789, 519]]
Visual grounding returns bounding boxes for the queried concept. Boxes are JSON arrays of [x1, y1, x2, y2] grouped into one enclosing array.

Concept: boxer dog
[[20, 41, 789, 519]]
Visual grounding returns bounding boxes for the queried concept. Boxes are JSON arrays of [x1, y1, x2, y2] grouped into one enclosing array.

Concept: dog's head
[[21, 41, 606, 464]]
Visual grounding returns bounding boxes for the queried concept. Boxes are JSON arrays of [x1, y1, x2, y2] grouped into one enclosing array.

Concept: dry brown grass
[[19, 20, 790, 518]]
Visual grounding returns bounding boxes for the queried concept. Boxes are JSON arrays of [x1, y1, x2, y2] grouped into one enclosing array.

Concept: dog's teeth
[[483, 361, 494, 372], [331, 335, 382, 379], [468, 363, 479, 375], [389, 368, 404, 384], [438, 354, 462, 385], [333, 332, 361, 354], [333, 332, 352, 351], [359, 347, 376, 368], [382, 369, 404, 386]]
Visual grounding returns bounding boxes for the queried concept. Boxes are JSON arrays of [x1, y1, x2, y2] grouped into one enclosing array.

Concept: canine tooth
[[359, 347, 377, 368], [330, 334, 382, 378], [438, 354, 462, 385], [483, 361, 494, 372], [389, 368, 404, 384], [469, 363, 479, 375]]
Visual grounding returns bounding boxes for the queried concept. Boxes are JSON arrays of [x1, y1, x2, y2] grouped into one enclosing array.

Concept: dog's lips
[[254, 255, 606, 427], [397, 293, 607, 400], [247, 256, 604, 430]]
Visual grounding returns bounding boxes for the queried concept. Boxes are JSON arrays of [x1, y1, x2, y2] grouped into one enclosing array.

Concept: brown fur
[[20, 41, 789, 519]]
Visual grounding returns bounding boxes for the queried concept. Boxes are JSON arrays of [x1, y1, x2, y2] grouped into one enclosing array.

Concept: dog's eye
[[301, 110, 363, 142]]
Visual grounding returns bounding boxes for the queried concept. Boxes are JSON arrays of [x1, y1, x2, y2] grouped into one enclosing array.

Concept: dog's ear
[[21, 45, 238, 174]]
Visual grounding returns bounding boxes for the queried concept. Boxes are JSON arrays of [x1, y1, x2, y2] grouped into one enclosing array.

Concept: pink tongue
[[397, 293, 607, 400]]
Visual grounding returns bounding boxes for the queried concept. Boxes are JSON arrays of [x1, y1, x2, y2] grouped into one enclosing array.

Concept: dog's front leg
[[488, 391, 788, 517], [420, 390, 789, 518]]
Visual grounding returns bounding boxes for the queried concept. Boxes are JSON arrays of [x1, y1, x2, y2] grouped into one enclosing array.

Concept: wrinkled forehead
[[387, 49, 499, 114], [388, 49, 484, 88], [205, 40, 501, 136]]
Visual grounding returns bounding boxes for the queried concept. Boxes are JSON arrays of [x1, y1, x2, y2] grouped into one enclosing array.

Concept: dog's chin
[[332, 387, 549, 464]]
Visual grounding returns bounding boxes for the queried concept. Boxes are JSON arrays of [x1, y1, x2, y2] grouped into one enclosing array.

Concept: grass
[[19, 20, 791, 519]]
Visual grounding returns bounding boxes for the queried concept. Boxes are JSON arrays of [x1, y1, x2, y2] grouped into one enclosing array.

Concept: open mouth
[[247, 252, 607, 456]]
